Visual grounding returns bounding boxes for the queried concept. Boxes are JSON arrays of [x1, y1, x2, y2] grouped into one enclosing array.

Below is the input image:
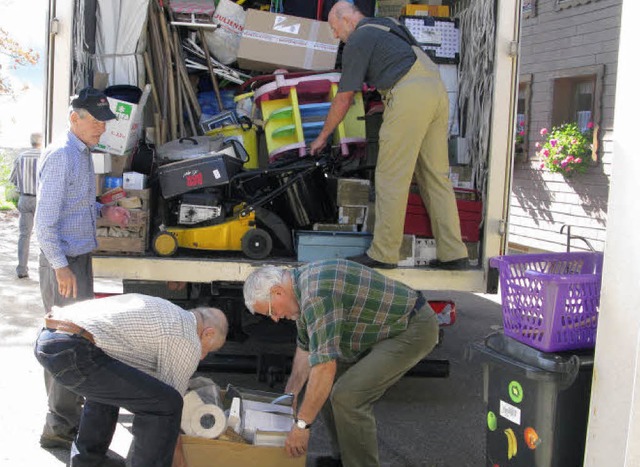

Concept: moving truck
[[43, 0, 522, 296]]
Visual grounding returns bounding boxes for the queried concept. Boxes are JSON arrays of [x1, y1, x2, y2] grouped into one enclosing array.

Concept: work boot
[[428, 257, 470, 270], [315, 456, 343, 467], [346, 253, 397, 270], [39, 433, 74, 450]]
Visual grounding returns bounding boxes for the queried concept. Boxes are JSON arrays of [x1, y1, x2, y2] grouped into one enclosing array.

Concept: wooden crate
[[95, 208, 150, 255]]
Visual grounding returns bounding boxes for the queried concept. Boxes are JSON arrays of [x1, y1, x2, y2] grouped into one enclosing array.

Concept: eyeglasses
[[268, 293, 273, 318]]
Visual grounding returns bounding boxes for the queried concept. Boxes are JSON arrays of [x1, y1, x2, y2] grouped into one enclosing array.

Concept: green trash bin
[[470, 332, 594, 467]]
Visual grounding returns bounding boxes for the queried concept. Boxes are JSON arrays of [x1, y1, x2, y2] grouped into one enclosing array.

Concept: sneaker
[[40, 433, 74, 450], [17, 273, 29, 279], [315, 456, 343, 467], [428, 257, 470, 270], [346, 254, 397, 270]]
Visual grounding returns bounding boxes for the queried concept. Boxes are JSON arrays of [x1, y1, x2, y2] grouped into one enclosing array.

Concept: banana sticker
[[504, 427, 518, 460]]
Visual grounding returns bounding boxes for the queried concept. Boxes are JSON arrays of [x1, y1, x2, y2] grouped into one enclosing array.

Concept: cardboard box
[[237, 10, 339, 72], [95, 85, 151, 156], [95, 174, 105, 196], [328, 178, 371, 206], [92, 152, 112, 174], [181, 435, 305, 467], [122, 171, 147, 190], [110, 153, 132, 177], [99, 187, 126, 205]]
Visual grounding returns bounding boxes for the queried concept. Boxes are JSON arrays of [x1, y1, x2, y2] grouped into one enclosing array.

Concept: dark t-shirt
[[338, 17, 417, 92]]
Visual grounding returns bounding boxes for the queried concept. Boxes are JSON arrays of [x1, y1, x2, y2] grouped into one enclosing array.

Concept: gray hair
[[69, 106, 91, 119], [30, 133, 42, 148], [192, 307, 229, 337], [243, 266, 288, 314], [332, 1, 361, 19]]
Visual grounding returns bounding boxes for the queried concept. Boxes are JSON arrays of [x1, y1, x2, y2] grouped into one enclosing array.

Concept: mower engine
[[176, 191, 225, 226]]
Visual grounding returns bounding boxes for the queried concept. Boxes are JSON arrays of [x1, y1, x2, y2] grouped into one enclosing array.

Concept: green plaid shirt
[[292, 259, 421, 366]]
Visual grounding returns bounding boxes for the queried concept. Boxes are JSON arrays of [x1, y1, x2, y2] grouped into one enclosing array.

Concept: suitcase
[[157, 154, 243, 199]]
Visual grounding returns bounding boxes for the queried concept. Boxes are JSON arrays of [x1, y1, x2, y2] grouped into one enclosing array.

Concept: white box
[[338, 206, 367, 225], [92, 152, 112, 174], [122, 171, 147, 190], [397, 235, 416, 267], [415, 238, 437, 266], [95, 85, 151, 156]]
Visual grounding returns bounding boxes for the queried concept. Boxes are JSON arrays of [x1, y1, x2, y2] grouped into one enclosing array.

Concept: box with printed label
[[95, 85, 151, 156], [92, 152, 112, 174], [237, 10, 339, 72]]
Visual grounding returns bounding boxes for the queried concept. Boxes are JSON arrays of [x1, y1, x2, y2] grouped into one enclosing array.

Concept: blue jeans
[[34, 329, 183, 467]]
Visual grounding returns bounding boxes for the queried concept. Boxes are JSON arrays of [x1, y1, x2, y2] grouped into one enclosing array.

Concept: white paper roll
[[185, 403, 228, 439], [181, 390, 228, 439]]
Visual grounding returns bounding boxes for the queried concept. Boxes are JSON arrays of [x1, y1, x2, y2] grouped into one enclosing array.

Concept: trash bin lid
[[484, 332, 594, 373]]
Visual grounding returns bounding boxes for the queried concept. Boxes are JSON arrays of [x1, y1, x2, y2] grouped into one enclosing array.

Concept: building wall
[[508, 0, 622, 253]]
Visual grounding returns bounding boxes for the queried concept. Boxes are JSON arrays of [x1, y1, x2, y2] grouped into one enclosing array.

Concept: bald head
[[191, 307, 228, 359], [328, 1, 365, 42]]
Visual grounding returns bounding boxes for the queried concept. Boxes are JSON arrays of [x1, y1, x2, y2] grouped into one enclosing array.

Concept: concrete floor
[[0, 210, 505, 466]]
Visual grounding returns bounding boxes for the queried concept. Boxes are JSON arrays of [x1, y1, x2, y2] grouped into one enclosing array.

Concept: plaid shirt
[[51, 294, 201, 396], [292, 259, 421, 366], [10, 148, 40, 195], [35, 131, 100, 269]]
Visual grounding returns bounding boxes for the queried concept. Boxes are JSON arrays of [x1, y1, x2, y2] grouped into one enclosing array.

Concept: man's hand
[[285, 425, 311, 457], [55, 266, 77, 298], [309, 135, 328, 155], [102, 205, 131, 228]]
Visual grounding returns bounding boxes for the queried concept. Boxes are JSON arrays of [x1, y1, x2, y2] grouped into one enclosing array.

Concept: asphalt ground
[[0, 210, 504, 466]]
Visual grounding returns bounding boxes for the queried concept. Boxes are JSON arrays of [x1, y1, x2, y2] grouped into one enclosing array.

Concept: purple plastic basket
[[489, 252, 604, 352]]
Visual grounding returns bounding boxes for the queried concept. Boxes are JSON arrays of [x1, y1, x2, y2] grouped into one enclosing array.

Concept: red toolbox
[[404, 189, 482, 242]]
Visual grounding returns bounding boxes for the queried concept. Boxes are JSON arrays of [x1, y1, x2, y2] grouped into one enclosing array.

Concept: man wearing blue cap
[[35, 87, 131, 451]]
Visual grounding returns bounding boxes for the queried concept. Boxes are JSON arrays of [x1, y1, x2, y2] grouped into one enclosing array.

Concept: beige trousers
[[367, 59, 467, 263]]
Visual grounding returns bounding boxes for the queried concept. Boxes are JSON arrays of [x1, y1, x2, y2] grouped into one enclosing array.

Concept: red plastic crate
[[403, 190, 482, 242]]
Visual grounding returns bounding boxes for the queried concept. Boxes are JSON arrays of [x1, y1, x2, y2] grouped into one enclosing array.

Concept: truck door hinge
[[50, 18, 60, 35], [509, 41, 519, 57], [499, 219, 507, 236]]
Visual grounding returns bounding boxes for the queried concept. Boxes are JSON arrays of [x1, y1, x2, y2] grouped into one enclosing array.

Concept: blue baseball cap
[[71, 87, 117, 122]]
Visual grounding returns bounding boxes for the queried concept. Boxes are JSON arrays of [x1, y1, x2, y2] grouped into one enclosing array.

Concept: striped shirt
[[51, 294, 202, 396], [292, 259, 421, 366], [35, 131, 100, 269], [9, 149, 40, 195]]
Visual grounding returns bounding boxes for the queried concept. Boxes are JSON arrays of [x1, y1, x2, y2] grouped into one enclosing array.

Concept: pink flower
[[566, 155, 574, 162], [550, 139, 558, 147], [587, 122, 594, 129], [518, 130, 525, 137], [571, 138, 578, 145], [540, 128, 548, 136], [575, 158, 582, 163], [542, 148, 550, 157], [539, 163, 545, 169], [535, 142, 541, 149], [561, 159, 569, 167]]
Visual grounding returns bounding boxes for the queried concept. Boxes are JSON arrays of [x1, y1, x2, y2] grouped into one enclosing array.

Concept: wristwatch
[[295, 418, 311, 429]]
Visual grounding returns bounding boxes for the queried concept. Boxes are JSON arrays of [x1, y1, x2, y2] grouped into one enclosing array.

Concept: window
[[515, 75, 532, 159], [551, 65, 604, 161]]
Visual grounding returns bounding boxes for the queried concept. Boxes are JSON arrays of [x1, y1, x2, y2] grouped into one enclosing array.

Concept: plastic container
[[470, 332, 594, 467], [490, 252, 604, 352], [206, 124, 259, 169]]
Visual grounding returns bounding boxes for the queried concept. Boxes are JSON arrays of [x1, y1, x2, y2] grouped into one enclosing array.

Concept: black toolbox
[[157, 154, 243, 198]]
